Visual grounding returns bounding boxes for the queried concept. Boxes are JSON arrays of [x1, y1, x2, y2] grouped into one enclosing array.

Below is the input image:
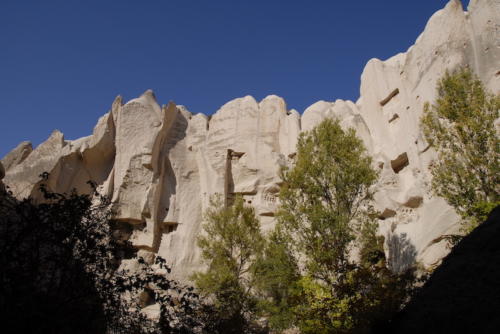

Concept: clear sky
[[0, 0, 468, 157]]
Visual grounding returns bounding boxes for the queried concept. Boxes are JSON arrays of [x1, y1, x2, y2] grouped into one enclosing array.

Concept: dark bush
[[0, 175, 207, 334]]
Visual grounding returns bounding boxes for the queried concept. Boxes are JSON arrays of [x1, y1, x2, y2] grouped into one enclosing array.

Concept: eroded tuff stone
[[3, 102, 116, 200], [356, 0, 499, 270], [2, 0, 499, 279], [1, 141, 32, 171], [4, 130, 65, 199]]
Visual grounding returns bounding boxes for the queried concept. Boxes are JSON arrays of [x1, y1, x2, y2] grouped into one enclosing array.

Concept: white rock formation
[[357, 0, 500, 271], [2, 0, 499, 278], [1, 141, 32, 171]]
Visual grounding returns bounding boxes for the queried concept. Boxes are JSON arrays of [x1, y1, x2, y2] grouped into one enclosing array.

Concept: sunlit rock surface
[[3, 0, 499, 279], [1, 141, 32, 171]]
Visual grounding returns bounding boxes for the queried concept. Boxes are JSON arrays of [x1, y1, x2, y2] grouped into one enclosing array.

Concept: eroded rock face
[[2, 0, 499, 279], [1, 141, 32, 171], [356, 0, 499, 270]]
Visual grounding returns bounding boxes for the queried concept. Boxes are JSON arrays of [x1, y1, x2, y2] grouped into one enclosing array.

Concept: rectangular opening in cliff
[[380, 88, 400, 106], [403, 196, 423, 208], [229, 150, 245, 160], [391, 152, 409, 173], [378, 208, 397, 220]]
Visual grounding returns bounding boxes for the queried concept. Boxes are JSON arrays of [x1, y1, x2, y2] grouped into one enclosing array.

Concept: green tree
[[422, 68, 500, 232], [278, 118, 378, 287], [253, 226, 301, 331], [271, 118, 414, 333], [192, 194, 265, 333]]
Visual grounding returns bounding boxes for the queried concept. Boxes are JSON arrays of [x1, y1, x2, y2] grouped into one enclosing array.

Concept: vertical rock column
[[112, 90, 174, 251]]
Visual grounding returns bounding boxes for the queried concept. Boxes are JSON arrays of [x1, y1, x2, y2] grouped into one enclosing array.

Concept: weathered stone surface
[[2, 0, 498, 279], [1, 141, 32, 171], [3, 103, 116, 200], [4, 130, 66, 199], [354, 0, 499, 270]]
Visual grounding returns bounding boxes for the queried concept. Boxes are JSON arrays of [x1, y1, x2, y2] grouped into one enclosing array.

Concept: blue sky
[[0, 0, 467, 157]]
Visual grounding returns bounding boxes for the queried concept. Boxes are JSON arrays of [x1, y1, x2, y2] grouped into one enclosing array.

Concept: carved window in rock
[[263, 192, 276, 204], [228, 149, 245, 161], [227, 193, 256, 207], [391, 152, 409, 174], [378, 208, 396, 220], [263, 188, 279, 205], [162, 223, 178, 234], [259, 188, 279, 217]]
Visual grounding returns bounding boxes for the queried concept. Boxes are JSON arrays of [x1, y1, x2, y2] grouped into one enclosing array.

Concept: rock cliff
[[386, 206, 500, 334], [2, 0, 499, 279]]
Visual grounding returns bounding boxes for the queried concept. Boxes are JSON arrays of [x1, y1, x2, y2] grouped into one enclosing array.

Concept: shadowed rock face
[[0, 161, 5, 193], [2, 0, 499, 279], [384, 207, 500, 334]]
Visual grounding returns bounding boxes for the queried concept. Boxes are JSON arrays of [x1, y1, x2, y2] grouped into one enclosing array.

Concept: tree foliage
[[260, 119, 416, 333], [422, 68, 500, 232], [0, 175, 207, 334], [253, 226, 301, 331], [278, 118, 378, 287], [192, 194, 266, 333]]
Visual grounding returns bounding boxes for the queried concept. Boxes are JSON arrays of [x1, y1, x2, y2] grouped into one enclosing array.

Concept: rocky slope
[[3, 0, 499, 279]]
